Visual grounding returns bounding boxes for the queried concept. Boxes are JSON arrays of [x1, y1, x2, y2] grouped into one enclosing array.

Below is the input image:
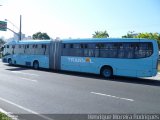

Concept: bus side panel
[[61, 56, 83, 72], [12, 54, 22, 65], [31, 55, 49, 69], [12, 54, 49, 68], [60, 56, 154, 77], [97, 58, 137, 77], [60, 56, 100, 74], [115, 59, 153, 77]]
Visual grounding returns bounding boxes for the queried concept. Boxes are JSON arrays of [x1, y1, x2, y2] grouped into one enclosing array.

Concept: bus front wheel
[[8, 58, 12, 66], [101, 66, 113, 78], [33, 61, 39, 69]]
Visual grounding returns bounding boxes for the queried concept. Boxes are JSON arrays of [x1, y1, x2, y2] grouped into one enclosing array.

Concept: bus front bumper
[[2, 58, 7, 63]]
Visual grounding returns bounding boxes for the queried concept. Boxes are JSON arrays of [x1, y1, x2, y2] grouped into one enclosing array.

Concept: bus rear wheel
[[101, 66, 113, 78], [33, 61, 39, 69]]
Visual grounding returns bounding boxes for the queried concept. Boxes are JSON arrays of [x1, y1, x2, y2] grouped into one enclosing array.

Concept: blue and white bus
[[2, 38, 159, 78]]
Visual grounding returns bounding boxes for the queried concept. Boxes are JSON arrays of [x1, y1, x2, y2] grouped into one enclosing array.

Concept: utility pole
[[1, 5, 22, 40], [5, 15, 22, 40]]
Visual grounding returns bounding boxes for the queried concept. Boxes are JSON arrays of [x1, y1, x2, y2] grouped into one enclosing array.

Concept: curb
[[0, 108, 18, 120]]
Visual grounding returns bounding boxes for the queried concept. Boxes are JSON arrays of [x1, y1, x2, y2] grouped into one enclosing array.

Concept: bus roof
[[61, 38, 156, 43], [4, 38, 157, 45], [4, 39, 52, 45]]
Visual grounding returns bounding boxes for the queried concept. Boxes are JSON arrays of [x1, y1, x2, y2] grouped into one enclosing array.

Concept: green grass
[[0, 112, 12, 120]]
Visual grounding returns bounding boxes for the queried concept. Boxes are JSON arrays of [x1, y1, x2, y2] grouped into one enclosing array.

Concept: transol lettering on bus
[[68, 57, 93, 63]]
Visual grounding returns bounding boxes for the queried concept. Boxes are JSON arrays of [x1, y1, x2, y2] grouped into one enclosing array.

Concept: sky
[[0, 0, 160, 39]]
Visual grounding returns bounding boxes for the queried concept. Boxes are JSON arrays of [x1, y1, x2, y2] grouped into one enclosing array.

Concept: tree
[[0, 38, 5, 53], [32, 32, 50, 40], [135, 32, 160, 49], [122, 31, 136, 38], [122, 31, 160, 49], [92, 30, 109, 38], [135, 32, 160, 40], [0, 38, 5, 45]]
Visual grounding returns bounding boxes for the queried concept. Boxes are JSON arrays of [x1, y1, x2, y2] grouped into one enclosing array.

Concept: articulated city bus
[[2, 38, 159, 78]]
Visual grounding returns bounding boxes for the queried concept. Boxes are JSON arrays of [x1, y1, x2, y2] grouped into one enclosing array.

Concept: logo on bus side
[[68, 57, 93, 63], [85, 57, 92, 63]]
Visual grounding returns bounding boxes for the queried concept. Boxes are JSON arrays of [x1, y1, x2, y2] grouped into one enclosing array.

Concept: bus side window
[[45, 45, 49, 55], [84, 43, 95, 57], [73, 44, 83, 56], [28, 44, 33, 55], [41, 44, 47, 55], [117, 43, 125, 58], [8, 45, 12, 55], [73, 44, 80, 49], [99, 43, 109, 58], [12, 45, 15, 54], [63, 44, 66, 48], [62, 43, 83, 57], [38, 44, 44, 55], [138, 42, 153, 58], [42, 44, 46, 48], [62, 44, 70, 56], [124, 43, 134, 58], [66, 44, 70, 48], [25, 44, 30, 54], [147, 43, 153, 57], [12, 45, 15, 48], [70, 44, 73, 48], [110, 43, 118, 58], [14, 45, 18, 54], [134, 43, 140, 58], [21, 45, 24, 54]]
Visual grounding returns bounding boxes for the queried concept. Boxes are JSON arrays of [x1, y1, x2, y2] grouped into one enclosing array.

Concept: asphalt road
[[0, 60, 160, 120]]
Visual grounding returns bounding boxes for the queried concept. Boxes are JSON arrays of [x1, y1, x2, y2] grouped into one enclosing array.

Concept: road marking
[[20, 77, 38, 82], [11, 71, 39, 76], [0, 97, 54, 120], [91, 92, 134, 102]]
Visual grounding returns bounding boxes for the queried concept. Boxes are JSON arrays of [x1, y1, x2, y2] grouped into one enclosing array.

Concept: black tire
[[33, 61, 39, 69], [101, 66, 113, 78], [8, 59, 12, 66]]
